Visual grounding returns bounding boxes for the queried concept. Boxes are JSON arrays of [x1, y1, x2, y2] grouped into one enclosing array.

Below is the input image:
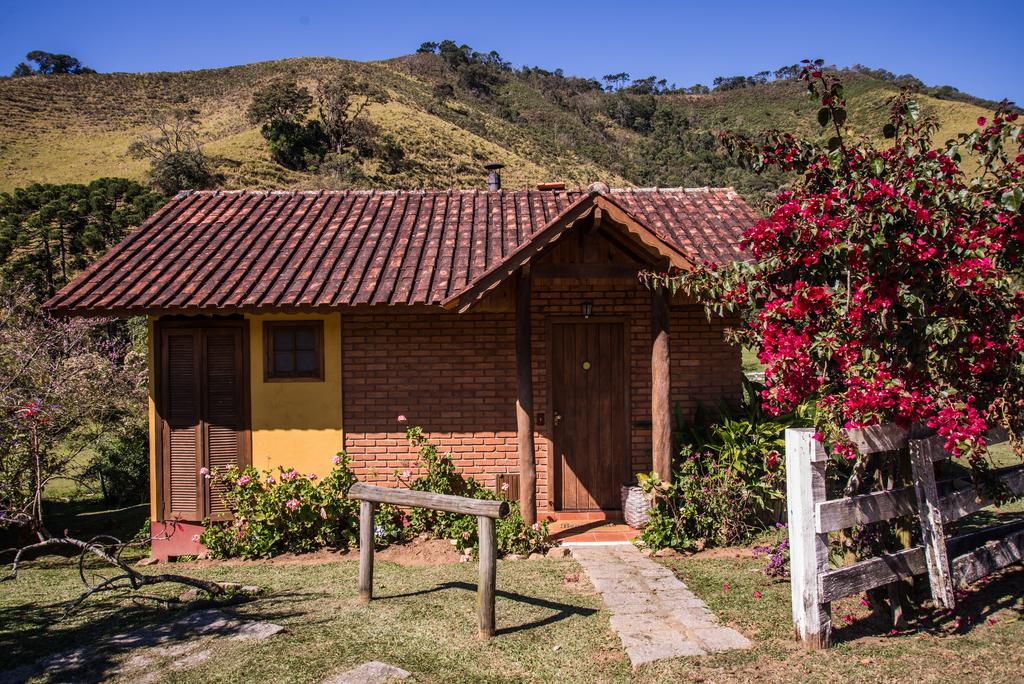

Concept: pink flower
[[977, 116, 987, 127], [753, 591, 762, 599], [843, 614, 854, 624], [308, 473, 317, 481], [401, 469, 412, 479], [282, 469, 299, 481], [332, 454, 342, 466], [462, 531, 471, 540], [397, 414, 407, 423], [266, 476, 276, 485], [199, 467, 209, 476], [501, 482, 510, 492], [860, 597, 870, 607], [285, 498, 301, 510], [722, 583, 730, 593], [531, 522, 541, 532], [191, 534, 200, 543], [236, 475, 252, 486]]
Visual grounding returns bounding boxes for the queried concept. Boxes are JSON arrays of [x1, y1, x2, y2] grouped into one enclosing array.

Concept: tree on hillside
[[10, 50, 95, 77], [602, 72, 630, 91], [316, 75, 390, 179], [0, 179, 163, 300], [246, 80, 327, 170], [246, 76, 401, 178], [128, 108, 218, 195]]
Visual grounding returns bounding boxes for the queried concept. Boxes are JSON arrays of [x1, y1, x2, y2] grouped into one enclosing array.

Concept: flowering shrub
[[200, 453, 405, 559], [753, 525, 790, 577], [398, 426, 549, 556], [0, 288, 146, 532], [650, 60, 1023, 475], [638, 441, 783, 551]]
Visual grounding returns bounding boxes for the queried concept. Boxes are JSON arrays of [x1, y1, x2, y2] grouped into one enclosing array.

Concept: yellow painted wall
[[246, 313, 344, 477], [147, 317, 158, 520]]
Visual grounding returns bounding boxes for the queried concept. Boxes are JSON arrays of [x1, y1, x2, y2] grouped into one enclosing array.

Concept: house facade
[[47, 183, 755, 560]]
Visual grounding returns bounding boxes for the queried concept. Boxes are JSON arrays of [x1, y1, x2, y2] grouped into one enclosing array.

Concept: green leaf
[[817, 107, 832, 127], [871, 158, 884, 175], [827, 136, 842, 151], [1001, 187, 1023, 213], [882, 123, 896, 138], [833, 108, 847, 127]]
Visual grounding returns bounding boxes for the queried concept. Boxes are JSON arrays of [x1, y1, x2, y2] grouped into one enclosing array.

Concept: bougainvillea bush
[[200, 453, 405, 559], [651, 60, 1023, 477]]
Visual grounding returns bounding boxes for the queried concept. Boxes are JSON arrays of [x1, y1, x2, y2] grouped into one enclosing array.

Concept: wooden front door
[[157, 320, 249, 522], [550, 321, 629, 511]]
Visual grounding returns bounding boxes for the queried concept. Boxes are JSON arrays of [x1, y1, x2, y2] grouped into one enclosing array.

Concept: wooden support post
[[477, 515, 497, 638], [515, 269, 537, 525], [909, 438, 955, 609], [651, 286, 671, 481], [786, 428, 832, 648], [358, 499, 375, 603]]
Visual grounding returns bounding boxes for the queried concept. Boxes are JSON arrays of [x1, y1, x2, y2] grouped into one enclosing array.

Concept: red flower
[[977, 117, 987, 127]]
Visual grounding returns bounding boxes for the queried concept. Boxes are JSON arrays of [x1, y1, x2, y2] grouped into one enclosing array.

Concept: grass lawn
[[2, 540, 1022, 682]]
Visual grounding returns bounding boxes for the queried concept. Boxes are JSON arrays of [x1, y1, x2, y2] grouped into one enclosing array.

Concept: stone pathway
[[569, 544, 751, 667], [0, 609, 284, 684]]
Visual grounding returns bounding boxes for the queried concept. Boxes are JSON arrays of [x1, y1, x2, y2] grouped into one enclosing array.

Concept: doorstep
[[549, 520, 639, 545]]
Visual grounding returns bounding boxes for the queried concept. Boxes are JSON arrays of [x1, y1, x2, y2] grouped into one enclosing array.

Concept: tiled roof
[[45, 186, 757, 315]]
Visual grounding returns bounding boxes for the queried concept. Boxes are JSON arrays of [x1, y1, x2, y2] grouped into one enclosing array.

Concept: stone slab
[[323, 661, 412, 683]]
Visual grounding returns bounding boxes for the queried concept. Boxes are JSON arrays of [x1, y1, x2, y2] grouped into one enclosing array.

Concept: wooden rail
[[346, 483, 511, 638], [787, 425, 1021, 649]]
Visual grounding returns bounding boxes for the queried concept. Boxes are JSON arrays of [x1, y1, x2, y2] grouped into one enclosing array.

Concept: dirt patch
[[172, 536, 463, 569], [376, 537, 463, 566], [685, 546, 757, 561]]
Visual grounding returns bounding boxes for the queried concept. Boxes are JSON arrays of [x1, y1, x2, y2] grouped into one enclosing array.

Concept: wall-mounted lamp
[[581, 301, 593, 319]]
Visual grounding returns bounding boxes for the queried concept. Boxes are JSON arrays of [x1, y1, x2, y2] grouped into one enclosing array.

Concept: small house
[[47, 181, 755, 559]]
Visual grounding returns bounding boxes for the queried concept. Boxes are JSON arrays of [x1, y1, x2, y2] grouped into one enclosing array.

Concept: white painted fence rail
[[786, 425, 1022, 648]]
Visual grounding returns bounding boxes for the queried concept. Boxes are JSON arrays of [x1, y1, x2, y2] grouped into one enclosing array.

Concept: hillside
[[0, 53, 1004, 201]]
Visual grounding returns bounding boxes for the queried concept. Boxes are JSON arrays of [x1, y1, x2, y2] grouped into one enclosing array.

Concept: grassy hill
[[0, 53, 1006, 199]]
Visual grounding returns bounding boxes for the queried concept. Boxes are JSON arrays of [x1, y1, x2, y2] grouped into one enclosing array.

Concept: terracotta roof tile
[[46, 187, 756, 315]]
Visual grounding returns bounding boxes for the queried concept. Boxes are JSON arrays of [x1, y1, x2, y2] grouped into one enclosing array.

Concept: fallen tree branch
[[2, 533, 224, 619]]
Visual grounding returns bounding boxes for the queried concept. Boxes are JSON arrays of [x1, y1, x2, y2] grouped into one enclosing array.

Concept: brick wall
[[341, 277, 740, 514]]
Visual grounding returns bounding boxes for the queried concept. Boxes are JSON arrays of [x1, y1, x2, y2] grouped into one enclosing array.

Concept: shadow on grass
[[379, 581, 598, 635], [0, 589, 313, 682], [832, 564, 1024, 644]]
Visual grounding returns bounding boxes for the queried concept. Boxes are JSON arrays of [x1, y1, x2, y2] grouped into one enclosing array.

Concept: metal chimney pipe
[[485, 162, 504, 191]]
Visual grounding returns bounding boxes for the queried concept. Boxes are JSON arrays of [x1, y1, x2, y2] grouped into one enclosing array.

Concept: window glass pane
[[295, 350, 317, 373], [274, 351, 294, 373], [295, 327, 316, 350], [273, 329, 294, 351]]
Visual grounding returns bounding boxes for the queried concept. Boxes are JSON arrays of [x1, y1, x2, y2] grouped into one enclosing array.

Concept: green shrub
[[638, 444, 781, 551], [400, 426, 548, 556], [200, 453, 405, 559], [638, 383, 806, 551], [84, 420, 150, 505]]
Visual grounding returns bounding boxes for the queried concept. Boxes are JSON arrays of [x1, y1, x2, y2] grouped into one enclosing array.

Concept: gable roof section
[[45, 187, 756, 316]]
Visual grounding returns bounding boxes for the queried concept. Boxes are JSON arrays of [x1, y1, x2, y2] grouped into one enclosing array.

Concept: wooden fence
[[347, 483, 510, 638], [786, 425, 1024, 648]]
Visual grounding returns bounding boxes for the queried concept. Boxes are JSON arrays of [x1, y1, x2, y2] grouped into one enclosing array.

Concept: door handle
[[553, 412, 562, 426]]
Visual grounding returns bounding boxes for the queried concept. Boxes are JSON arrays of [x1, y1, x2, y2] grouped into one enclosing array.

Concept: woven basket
[[620, 485, 651, 529]]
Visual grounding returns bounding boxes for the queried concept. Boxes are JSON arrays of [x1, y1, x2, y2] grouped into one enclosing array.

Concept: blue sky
[[2, 0, 1021, 105]]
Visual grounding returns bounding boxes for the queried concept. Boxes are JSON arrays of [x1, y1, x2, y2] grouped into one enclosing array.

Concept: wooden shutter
[[157, 320, 249, 522], [161, 329, 202, 520], [203, 328, 246, 520]]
